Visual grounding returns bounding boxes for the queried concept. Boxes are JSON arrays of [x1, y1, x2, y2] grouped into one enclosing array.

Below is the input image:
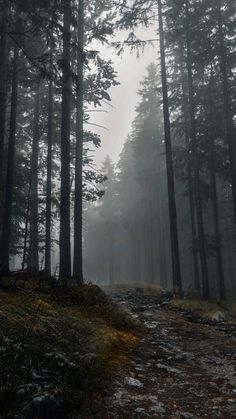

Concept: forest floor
[[0, 282, 137, 419], [82, 286, 236, 419], [1, 282, 236, 418]]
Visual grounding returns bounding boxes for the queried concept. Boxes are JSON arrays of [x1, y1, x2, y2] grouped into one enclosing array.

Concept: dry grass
[[170, 298, 236, 322], [0, 283, 137, 418]]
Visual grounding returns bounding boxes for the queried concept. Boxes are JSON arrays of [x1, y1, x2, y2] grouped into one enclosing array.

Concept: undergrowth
[[170, 298, 236, 322], [0, 282, 138, 418]]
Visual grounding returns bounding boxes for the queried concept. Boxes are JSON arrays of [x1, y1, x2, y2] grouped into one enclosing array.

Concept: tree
[[158, 0, 182, 296], [184, 0, 209, 299], [73, 0, 84, 284], [45, 63, 53, 277], [1, 42, 19, 273], [28, 78, 40, 272], [100, 157, 117, 285], [0, 3, 9, 239], [59, 0, 72, 281]]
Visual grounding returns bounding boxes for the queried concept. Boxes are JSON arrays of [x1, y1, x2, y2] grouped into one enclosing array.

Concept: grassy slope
[[0, 283, 138, 418], [170, 298, 236, 322]]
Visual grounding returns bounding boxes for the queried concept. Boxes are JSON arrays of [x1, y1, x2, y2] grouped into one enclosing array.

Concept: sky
[[88, 26, 158, 169]]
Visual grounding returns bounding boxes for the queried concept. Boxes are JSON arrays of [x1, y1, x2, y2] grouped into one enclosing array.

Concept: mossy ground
[[170, 298, 236, 322], [0, 281, 138, 418]]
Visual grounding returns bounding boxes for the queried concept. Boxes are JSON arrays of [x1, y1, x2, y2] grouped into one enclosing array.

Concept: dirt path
[[86, 288, 236, 419]]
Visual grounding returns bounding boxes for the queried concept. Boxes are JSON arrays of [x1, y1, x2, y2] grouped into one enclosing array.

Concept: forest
[[0, 0, 236, 418]]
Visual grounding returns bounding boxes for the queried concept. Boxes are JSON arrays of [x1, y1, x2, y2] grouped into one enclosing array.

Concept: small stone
[[211, 311, 225, 322], [175, 352, 194, 363], [150, 403, 166, 414], [156, 363, 181, 374], [124, 377, 144, 388], [180, 413, 196, 419], [21, 393, 69, 419], [16, 388, 26, 397], [134, 407, 150, 417]]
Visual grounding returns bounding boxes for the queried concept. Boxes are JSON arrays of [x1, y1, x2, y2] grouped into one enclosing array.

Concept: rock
[[124, 377, 144, 388], [21, 393, 69, 419], [113, 390, 128, 401], [150, 403, 166, 414], [211, 311, 225, 322], [134, 407, 150, 417], [180, 413, 196, 419], [156, 363, 181, 374], [144, 321, 159, 329], [175, 352, 194, 363], [136, 288, 144, 294]]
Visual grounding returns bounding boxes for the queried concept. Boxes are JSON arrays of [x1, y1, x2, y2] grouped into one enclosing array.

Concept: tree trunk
[[1, 44, 19, 273], [60, 0, 72, 280], [22, 182, 31, 270], [28, 79, 40, 272], [208, 68, 225, 300], [108, 226, 114, 285], [216, 2, 236, 226], [179, 43, 200, 295], [157, 0, 182, 296], [0, 6, 8, 243], [73, 0, 84, 283], [185, 0, 209, 299], [158, 168, 167, 288], [45, 74, 53, 277]]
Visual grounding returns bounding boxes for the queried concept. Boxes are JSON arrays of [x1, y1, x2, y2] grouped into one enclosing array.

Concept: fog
[[89, 27, 158, 166]]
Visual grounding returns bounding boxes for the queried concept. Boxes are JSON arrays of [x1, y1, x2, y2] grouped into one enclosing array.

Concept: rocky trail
[[87, 288, 236, 419]]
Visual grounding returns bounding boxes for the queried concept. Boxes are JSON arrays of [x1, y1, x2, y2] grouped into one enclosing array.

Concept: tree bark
[[60, 0, 72, 280], [45, 73, 53, 277], [28, 79, 40, 272], [73, 0, 84, 283], [179, 43, 200, 295], [1, 44, 19, 273], [157, 0, 182, 296], [22, 183, 31, 271], [108, 226, 114, 285], [158, 166, 168, 288], [0, 4, 9, 258], [185, 0, 209, 299], [208, 68, 225, 300], [216, 2, 236, 226]]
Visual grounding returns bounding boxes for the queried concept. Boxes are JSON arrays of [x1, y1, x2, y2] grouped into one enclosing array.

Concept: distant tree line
[[85, 0, 236, 301]]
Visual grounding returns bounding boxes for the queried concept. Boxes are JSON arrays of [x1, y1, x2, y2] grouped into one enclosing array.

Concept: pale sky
[[89, 26, 159, 168]]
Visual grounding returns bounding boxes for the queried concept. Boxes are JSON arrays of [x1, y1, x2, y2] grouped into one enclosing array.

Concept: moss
[[0, 284, 137, 418]]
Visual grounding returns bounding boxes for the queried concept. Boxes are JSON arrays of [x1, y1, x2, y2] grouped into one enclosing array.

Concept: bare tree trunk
[[158, 170, 167, 288], [208, 68, 225, 300], [185, 0, 209, 299], [60, 0, 72, 280], [179, 43, 200, 295], [216, 2, 236, 226], [28, 79, 40, 272], [1, 44, 19, 273], [22, 182, 31, 270], [157, 0, 182, 296], [73, 0, 84, 283], [45, 73, 53, 277], [108, 226, 114, 285], [0, 6, 8, 243]]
